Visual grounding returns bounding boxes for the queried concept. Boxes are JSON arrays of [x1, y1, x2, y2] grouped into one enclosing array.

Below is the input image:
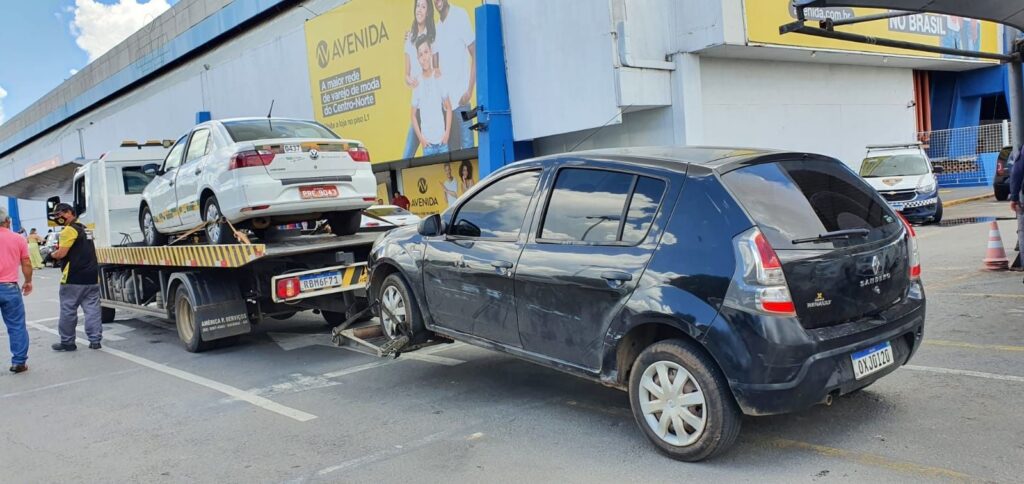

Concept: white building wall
[[700, 57, 917, 168]]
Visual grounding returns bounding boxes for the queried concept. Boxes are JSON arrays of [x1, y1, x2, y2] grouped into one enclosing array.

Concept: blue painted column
[[475, 4, 522, 178], [7, 197, 20, 232]]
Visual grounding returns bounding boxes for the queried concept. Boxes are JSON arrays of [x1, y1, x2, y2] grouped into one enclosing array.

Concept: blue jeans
[[423, 143, 448, 156], [403, 125, 419, 159], [0, 283, 28, 365], [452, 105, 475, 150]]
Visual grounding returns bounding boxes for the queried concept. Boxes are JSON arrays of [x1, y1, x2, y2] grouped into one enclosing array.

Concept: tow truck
[[1, 140, 380, 352]]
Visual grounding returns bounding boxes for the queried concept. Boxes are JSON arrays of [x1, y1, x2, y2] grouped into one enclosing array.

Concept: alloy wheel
[[143, 211, 156, 245], [638, 360, 708, 447], [205, 202, 222, 243], [380, 285, 407, 339]]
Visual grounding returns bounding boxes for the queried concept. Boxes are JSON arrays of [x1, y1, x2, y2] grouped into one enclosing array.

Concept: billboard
[[401, 159, 478, 217], [304, 0, 479, 164], [746, 1, 1002, 61]]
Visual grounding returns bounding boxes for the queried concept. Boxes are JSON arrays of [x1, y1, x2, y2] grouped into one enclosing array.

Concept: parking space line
[[1, 369, 141, 399], [904, 364, 1024, 383], [925, 339, 1024, 353], [403, 353, 465, 366], [25, 319, 318, 423], [764, 438, 974, 481]]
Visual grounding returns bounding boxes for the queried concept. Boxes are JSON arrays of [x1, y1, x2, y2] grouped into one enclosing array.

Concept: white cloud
[[69, 0, 171, 63], [0, 85, 7, 125]]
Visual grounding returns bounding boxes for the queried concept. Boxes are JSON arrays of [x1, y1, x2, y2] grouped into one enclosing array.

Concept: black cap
[[50, 203, 75, 217]]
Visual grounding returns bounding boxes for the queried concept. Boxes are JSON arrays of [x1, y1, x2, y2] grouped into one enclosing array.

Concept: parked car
[[993, 145, 1015, 201], [139, 118, 376, 245], [860, 143, 944, 224], [368, 147, 926, 461], [360, 205, 421, 230], [40, 229, 61, 267]]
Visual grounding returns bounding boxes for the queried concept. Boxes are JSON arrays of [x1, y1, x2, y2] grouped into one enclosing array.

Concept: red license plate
[[299, 185, 339, 199]]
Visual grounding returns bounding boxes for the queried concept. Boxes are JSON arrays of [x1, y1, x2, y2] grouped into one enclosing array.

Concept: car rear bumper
[[228, 172, 376, 221]]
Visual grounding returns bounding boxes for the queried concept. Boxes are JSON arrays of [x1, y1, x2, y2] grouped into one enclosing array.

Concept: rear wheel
[[326, 210, 361, 236], [203, 196, 235, 244], [174, 287, 213, 353], [378, 273, 427, 345], [628, 338, 741, 462], [140, 205, 168, 246]]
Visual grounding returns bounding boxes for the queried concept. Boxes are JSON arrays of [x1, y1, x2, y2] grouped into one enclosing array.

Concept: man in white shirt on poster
[[433, 0, 476, 151], [411, 35, 453, 157]]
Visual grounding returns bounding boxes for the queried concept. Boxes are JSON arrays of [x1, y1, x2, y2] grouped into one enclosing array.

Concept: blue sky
[[0, 0, 177, 124]]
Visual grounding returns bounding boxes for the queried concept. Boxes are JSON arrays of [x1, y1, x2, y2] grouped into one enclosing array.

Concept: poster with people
[[401, 159, 479, 217], [304, 0, 479, 163]]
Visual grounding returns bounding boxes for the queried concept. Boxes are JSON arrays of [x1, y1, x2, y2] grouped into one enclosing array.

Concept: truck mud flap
[[170, 271, 252, 341]]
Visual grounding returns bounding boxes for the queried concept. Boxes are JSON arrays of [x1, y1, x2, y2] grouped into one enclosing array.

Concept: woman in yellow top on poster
[[27, 228, 44, 269]]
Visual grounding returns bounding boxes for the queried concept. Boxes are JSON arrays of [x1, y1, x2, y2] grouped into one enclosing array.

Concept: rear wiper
[[791, 228, 870, 245]]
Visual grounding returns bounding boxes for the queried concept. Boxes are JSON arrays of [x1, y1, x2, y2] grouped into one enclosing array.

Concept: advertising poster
[[746, 1, 1002, 61], [376, 183, 390, 205], [304, 0, 479, 163], [401, 159, 478, 216]]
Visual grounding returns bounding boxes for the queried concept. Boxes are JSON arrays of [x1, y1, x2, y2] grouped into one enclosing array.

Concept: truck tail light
[[348, 147, 371, 162], [897, 212, 921, 280], [229, 149, 275, 170], [276, 277, 300, 300], [732, 228, 796, 317]]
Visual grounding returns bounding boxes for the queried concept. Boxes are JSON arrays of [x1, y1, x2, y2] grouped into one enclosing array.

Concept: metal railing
[[916, 121, 1014, 187]]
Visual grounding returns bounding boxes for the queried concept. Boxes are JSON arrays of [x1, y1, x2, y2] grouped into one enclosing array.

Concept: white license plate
[[283, 144, 303, 153], [851, 341, 895, 380], [300, 185, 339, 199], [887, 202, 905, 211], [299, 272, 342, 292]]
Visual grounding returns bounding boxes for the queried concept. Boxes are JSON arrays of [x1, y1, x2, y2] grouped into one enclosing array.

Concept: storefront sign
[[401, 159, 478, 216], [304, 0, 480, 163], [746, 1, 1002, 61]]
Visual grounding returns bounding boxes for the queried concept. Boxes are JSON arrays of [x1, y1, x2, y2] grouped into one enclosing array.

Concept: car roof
[[510, 146, 798, 173]]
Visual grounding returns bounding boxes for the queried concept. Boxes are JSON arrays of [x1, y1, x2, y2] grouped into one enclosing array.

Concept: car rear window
[[722, 159, 900, 250], [223, 120, 339, 142]]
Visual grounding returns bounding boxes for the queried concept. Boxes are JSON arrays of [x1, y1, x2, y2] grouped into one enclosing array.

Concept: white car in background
[[860, 143, 944, 224], [360, 205, 421, 229], [140, 118, 376, 245]]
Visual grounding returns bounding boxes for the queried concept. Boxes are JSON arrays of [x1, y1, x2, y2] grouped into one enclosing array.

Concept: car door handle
[[490, 260, 514, 269], [601, 271, 632, 282], [194, 168, 202, 175]]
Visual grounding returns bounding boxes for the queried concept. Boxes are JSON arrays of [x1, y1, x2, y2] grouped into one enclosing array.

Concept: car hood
[[864, 174, 928, 192]]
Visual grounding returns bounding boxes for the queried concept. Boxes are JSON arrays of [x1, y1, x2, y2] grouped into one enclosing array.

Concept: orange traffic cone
[[983, 221, 1009, 271]]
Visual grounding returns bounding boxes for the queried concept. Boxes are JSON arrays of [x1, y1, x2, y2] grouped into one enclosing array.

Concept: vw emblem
[[871, 255, 882, 276], [309, 149, 319, 160]]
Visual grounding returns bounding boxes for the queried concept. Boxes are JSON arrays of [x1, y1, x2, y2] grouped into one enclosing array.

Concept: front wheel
[[628, 339, 741, 462], [203, 196, 235, 244], [140, 205, 168, 246], [931, 201, 943, 224], [326, 210, 361, 236]]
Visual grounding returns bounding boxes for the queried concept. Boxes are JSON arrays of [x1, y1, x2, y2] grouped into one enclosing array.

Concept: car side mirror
[[45, 196, 60, 222], [417, 214, 443, 236], [142, 163, 161, 176], [932, 165, 944, 174]]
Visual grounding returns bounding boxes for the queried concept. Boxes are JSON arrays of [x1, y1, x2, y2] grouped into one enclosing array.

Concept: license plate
[[299, 271, 342, 292], [300, 185, 339, 199], [283, 144, 302, 153], [887, 202, 905, 211], [851, 341, 895, 380]]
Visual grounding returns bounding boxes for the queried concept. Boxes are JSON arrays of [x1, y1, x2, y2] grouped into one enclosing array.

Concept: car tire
[[931, 201, 943, 224], [327, 210, 361, 237], [378, 273, 427, 345], [174, 287, 213, 353], [101, 306, 116, 324], [140, 205, 168, 246], [628, 338, 741, 462], [203, 196, 235, 245], [995, 185, 1010, 201]]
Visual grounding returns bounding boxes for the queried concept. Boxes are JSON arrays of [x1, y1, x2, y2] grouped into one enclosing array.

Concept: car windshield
[[222, 120, 339, 142], [365, 207, 409, 217], [859, 154, 930, 177]]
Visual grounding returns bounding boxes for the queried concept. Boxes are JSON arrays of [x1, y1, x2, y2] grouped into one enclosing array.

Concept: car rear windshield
[[365, 207, 410, 217], [722, 159, 900, 250], [859, 154, 930, 177], [222, 120, 339, 142]]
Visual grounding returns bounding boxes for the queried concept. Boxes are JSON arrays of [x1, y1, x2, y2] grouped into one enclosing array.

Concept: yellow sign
[[401, 159, 478, 217], [376, 183, 390, 205], [304, 0, 479, 164], [746, 1, 1002, 61]]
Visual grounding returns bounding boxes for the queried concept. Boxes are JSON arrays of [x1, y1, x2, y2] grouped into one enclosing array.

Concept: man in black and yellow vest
[[48, 203, 102, 351]]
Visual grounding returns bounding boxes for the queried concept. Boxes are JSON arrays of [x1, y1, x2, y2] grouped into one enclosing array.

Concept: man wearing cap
[[49, 203, 102, 351], [0, 207, 32, 373]]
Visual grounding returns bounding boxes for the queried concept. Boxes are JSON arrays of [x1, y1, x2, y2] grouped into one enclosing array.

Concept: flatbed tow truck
[[0, 140, 410, 353]]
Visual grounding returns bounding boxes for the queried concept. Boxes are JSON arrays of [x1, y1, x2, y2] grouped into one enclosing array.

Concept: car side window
[[163, 135, 187, 172], [449, 170, 540, 239], [184, 129, 211, 163], [540, 168, 666, 245]]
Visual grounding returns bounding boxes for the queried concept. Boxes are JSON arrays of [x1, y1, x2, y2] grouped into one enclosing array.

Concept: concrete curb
[[944, 193, 994, 207]]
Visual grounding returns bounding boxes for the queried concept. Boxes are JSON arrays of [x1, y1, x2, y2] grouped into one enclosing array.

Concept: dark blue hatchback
[[368, 147, 926, 461]]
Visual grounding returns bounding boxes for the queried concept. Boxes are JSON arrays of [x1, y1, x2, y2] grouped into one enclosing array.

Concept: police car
[[859, 143, 944, 224]]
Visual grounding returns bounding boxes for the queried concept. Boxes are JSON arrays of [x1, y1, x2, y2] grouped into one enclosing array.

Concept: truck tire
[[628, 338, 741, 462], [140, 205, 168, 246], [378, 273, 427, 345], [203, 196, 236, 245], [174, 287, 213, 353], [327, 210, 361, 237], [101, 306, 116, 324]]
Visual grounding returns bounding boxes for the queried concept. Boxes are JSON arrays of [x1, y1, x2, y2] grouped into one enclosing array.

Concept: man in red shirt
[[392, 191, 411, 210], [0, 208, 33, 373]]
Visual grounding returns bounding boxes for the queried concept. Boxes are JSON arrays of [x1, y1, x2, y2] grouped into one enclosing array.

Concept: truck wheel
[[140, 205, 168, 246], [101, 306, 116, 324], [628, 338, 741, 462], [174, 287, 213, 353], [378, 273, 427, 345], [327, 210, 361, 236], [203, 196, 235, 245]]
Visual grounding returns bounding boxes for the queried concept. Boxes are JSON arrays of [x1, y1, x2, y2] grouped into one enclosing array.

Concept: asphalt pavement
[[2, 196, 1023, 483]]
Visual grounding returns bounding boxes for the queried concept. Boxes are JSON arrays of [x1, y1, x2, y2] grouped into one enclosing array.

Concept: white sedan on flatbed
[[140, 117, 376, 245]]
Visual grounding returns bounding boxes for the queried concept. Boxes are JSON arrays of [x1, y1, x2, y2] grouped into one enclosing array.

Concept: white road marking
[[315, 428, 458, 476], [904, 365, 1024, 383], [1, 369, 140, 399], [25, 319, 318, 422], [404, 352, 464, 366]]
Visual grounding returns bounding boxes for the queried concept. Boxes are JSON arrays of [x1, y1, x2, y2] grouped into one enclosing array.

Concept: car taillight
[[229, 149, 275, 170], [897, 212, 921, 280], [276, 277, 300, 300], [734, 228, 796, 316], [348, 147, 370, 162], [997, 160, 1006, 175]]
